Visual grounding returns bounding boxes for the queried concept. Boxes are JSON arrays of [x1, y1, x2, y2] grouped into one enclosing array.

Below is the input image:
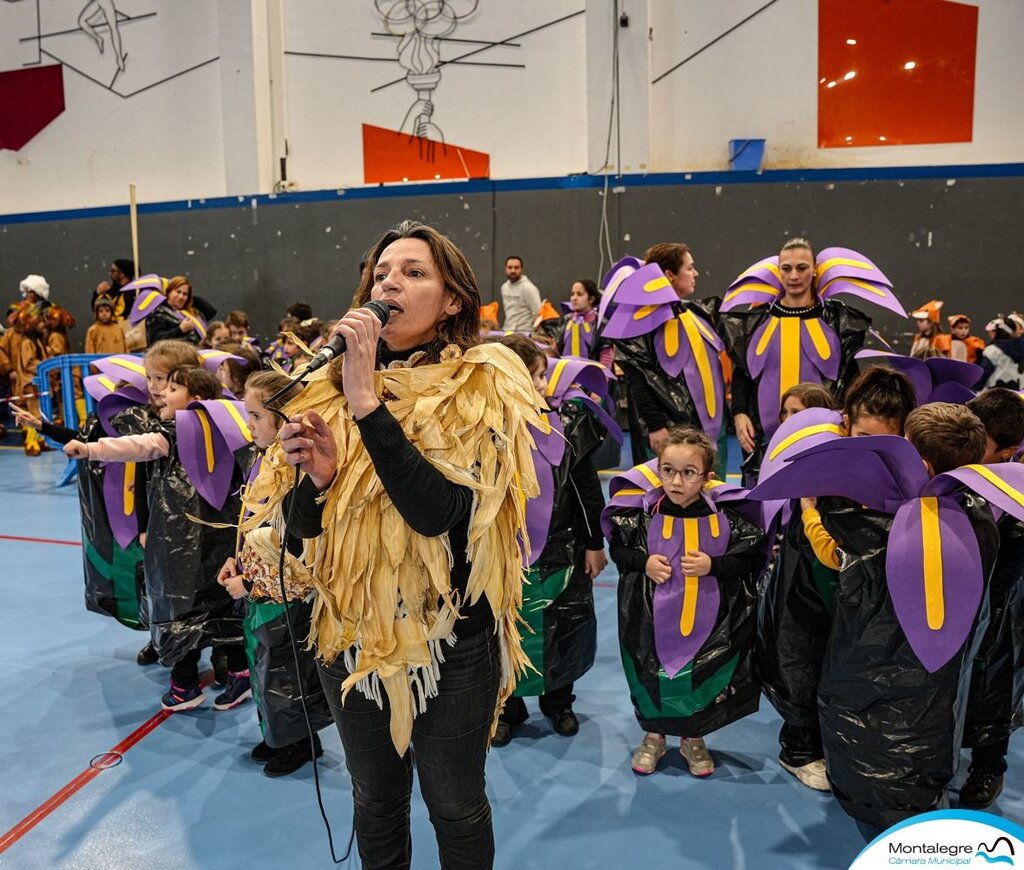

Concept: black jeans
[[779, 720, 824, 767], [318, 626, 500, 870]]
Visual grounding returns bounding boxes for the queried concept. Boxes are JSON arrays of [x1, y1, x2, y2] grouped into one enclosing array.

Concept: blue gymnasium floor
[[1, 448, 1021, 870]]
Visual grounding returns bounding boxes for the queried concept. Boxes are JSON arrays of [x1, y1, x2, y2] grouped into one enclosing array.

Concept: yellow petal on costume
[[643, 276, 671, 294], [803, 318, 833, 361], [680, 311, 716, 418], [632, 305, 659, 321], [779, 316, 802, 400], [123, 462, 136, 514], [662, 515, 675, 540], [708, 513, 720, 538], [637, 463, 661, 488], [679, 518, 700, 637], [724, 282, 780, 306], [755, 316, 779, 357], [767, 422, 845, 462], [545, 359, 570, 398], [814, 256, 873, 279], [920, 497, 945, 631], [663, 317, 680, 357], [962, 465, 1024, 509], [820, 276, 886, 298], [195, 409, 216, 473]]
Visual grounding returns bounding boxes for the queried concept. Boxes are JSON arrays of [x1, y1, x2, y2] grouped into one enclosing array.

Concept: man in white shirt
[[500, 256, 541, 331]]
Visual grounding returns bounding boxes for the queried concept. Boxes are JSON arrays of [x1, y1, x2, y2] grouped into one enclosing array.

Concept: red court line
[[0, 534, 81, 547], [0, 675, 213, 855]]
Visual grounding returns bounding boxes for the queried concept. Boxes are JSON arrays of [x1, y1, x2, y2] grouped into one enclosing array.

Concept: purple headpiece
[[721, 246, 905, 317], [544, 356, 622, 446], [855, 349, 980, 405], [126, 275, 169, 325], [523, 412, 566, 566], [90, 354, 148, 394]]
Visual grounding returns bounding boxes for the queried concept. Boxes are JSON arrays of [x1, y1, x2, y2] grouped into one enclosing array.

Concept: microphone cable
[[264, 403, 356, 865]]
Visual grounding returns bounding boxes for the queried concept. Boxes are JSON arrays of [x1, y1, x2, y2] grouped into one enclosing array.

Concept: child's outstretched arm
[[65, 432, 170, 463]]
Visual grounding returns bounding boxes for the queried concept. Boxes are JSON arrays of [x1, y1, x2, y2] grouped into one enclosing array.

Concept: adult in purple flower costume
[[721, 237, 906, 485]]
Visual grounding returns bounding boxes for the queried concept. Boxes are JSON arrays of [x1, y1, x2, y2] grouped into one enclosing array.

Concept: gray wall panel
[[2, 175, 1021, 353]]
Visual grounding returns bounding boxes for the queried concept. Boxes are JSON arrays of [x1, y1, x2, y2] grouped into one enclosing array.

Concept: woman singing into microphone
[[243, 221, 541, 869]]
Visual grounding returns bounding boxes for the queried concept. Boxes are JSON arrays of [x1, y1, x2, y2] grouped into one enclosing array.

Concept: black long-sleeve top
[[287, 375, 493, 637], [609, 496, 757, 581]]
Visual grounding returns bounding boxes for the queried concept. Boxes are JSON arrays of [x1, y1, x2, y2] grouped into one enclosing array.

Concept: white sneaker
[[780, 758, 831, 791]]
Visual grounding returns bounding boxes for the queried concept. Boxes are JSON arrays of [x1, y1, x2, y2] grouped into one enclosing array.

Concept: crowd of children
[[3, 241, 1024, 830]]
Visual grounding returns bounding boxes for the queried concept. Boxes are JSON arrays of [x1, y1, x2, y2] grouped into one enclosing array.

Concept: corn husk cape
[[241, 342, 542, 755]]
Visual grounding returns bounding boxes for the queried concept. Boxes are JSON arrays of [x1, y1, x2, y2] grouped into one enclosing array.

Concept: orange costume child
[[85, 295, 129, 355]]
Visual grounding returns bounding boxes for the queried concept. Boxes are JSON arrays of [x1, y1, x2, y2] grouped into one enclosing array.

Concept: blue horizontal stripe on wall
[[3, 162, 1023, 226]]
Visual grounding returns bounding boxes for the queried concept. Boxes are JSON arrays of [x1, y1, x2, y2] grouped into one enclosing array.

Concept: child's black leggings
[[171, 644, 247, 688]]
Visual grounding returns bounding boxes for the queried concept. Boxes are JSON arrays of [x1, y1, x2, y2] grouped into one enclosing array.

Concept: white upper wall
[[0, 0, 1021, 216]]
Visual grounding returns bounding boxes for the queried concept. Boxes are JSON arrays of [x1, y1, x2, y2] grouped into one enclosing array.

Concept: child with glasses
[[604, 428, 764, 777]]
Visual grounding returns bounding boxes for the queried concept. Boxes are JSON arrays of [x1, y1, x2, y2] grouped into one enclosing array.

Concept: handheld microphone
[[304, 299, 392, 374]]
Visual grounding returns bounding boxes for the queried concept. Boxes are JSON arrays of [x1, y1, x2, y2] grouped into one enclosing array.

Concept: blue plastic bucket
[[729, 139, 765, 171]]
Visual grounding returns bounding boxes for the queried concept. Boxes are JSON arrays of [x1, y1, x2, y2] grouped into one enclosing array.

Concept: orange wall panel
[[818, 0, 978, 148]]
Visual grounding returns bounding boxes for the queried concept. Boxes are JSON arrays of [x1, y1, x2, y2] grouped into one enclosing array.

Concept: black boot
[[959, 770, 1003, 809], [263, 734, 323, 777], [136, 641, 158, 665]]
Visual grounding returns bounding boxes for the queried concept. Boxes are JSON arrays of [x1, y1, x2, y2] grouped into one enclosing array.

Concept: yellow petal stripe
[[779, 316, 802, 401], [920, 497, 945, 631], [662, 515, 675, 540], [643, 276, 671, 294], [196, 409, 216, 473], [570, 323, 582, 357], [97, 375, 117, 392], [962, 465, 1024, 509], [724, 282, 780, 305], [755, 316, 779, 357], [680, 518, 700, 637], [638, 463, 661, 488], [804, 318, 833, 361], [138, 290, 162, 312], [708, 513, 720, 538], [632, 305, 659, 321], [767, 423, 844, 462], [123, 462, 136, 515], [182, 312, 207, 339], [820, 276, 886, 298], [815, 256, 872, 278], [109, 357, 147, 375], [738, 260, 781, 280], [545, 359, 570, 397], [217, 399, 255, 442], [693, 315, 718, 345], [663, 317, 680, 357], [615, 487, 646, 497], [680, 311, 716, 418]]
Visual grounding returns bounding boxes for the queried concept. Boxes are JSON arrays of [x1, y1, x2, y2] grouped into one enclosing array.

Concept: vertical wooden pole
[[128, 184, 140, 276]]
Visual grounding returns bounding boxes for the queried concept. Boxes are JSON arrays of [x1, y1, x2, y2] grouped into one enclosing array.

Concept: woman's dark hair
[[573, 278, 601, 308], [168, 364, 221, 401], [658, 426, 716, 473], [843, 365, 917, 432], [643, 243, 690, 275], [353, 220, 481, 356], [498, 334, 546, 375]]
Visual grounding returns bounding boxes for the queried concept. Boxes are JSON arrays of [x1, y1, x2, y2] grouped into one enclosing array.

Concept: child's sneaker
[[680, 737, 714, 777], [631, 734, 666, 775], [779, 758, 831, 792], [213, 670, 252, 711], [161, 682, 206, 712]]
